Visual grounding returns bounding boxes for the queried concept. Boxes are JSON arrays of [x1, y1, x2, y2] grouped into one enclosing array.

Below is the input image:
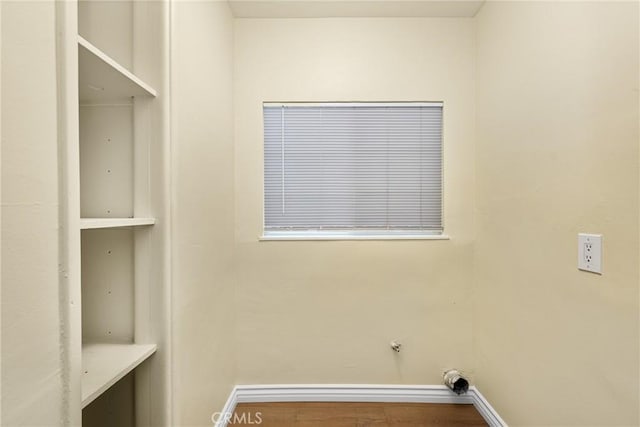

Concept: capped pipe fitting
[[443, 369, 469, 395]]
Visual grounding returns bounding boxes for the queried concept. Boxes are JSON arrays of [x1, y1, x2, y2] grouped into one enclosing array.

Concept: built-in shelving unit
[[81, 343, 157, 408], [65, 1, 171, 425]]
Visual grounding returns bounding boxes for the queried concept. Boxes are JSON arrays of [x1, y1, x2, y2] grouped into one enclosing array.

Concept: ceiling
[[227, 0, 486, 18]]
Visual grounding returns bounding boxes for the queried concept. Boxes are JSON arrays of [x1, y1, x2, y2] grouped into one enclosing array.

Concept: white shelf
[[78, 35, 157, 103], [80, 217, 156, 230], [82, 342, 157, 408]]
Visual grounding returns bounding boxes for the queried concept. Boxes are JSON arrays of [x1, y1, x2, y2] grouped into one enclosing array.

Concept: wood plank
[[80, 217, 155, 230], [233, 402, 489, 426], [82, 342, 156, 408], [78, 36, 156, 103]]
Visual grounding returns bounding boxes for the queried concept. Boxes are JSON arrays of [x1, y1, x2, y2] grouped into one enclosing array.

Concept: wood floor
[[231, 402, 488, 426]]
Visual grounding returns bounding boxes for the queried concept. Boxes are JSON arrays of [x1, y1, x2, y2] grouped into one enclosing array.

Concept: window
[[263, 102, 444, 239]]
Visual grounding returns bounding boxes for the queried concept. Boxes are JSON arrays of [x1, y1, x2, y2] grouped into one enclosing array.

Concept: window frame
[[261, 101, 448, 241]]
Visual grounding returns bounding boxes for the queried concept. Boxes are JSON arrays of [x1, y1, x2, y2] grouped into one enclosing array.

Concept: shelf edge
[[80, 218, 156, 230]]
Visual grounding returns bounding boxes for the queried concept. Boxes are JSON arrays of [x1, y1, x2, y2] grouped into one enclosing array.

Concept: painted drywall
[[0, 2, 3, 423], [234, 18, 476, 385], [474, 2, 639, 425], [78, 0, 132, 70], [170, 1, 236, 425], [1, 1, 65, 425]]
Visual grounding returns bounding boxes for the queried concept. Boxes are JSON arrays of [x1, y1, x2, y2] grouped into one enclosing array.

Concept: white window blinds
[[264, 102, 443, 236]]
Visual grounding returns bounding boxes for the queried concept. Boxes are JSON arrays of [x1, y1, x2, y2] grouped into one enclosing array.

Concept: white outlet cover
[[578, 233, 602, 274]]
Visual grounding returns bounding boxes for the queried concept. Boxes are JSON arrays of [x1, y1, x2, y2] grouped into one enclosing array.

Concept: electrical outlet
[[578, 233, 602, 274]]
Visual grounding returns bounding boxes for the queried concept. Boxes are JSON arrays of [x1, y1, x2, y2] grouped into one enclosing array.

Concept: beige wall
[[1, 3, 637, 426], [233, 18, 476, 385], [170, 1, 236, 425], [474, 2, 639, 426], [1, 1, 65, 425]]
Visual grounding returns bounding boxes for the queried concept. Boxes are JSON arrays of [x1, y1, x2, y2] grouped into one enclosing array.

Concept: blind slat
[[264, 103, 443, 233]]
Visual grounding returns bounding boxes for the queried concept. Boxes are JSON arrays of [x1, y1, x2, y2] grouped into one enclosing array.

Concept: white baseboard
[[214, 384, 506, 427]]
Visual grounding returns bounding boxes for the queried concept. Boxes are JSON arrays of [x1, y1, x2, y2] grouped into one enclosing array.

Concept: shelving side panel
[[132, 1, 172, 425], [80, 105, 133, 218], [55, 0, 83, 424], [81, 228, 134, 343]]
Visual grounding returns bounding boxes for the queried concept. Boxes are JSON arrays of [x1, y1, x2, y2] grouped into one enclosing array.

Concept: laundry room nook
[[1, 1, 638, 426]]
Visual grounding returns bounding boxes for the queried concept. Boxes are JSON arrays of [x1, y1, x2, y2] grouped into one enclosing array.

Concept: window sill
[[259, 233, 450, 241]]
